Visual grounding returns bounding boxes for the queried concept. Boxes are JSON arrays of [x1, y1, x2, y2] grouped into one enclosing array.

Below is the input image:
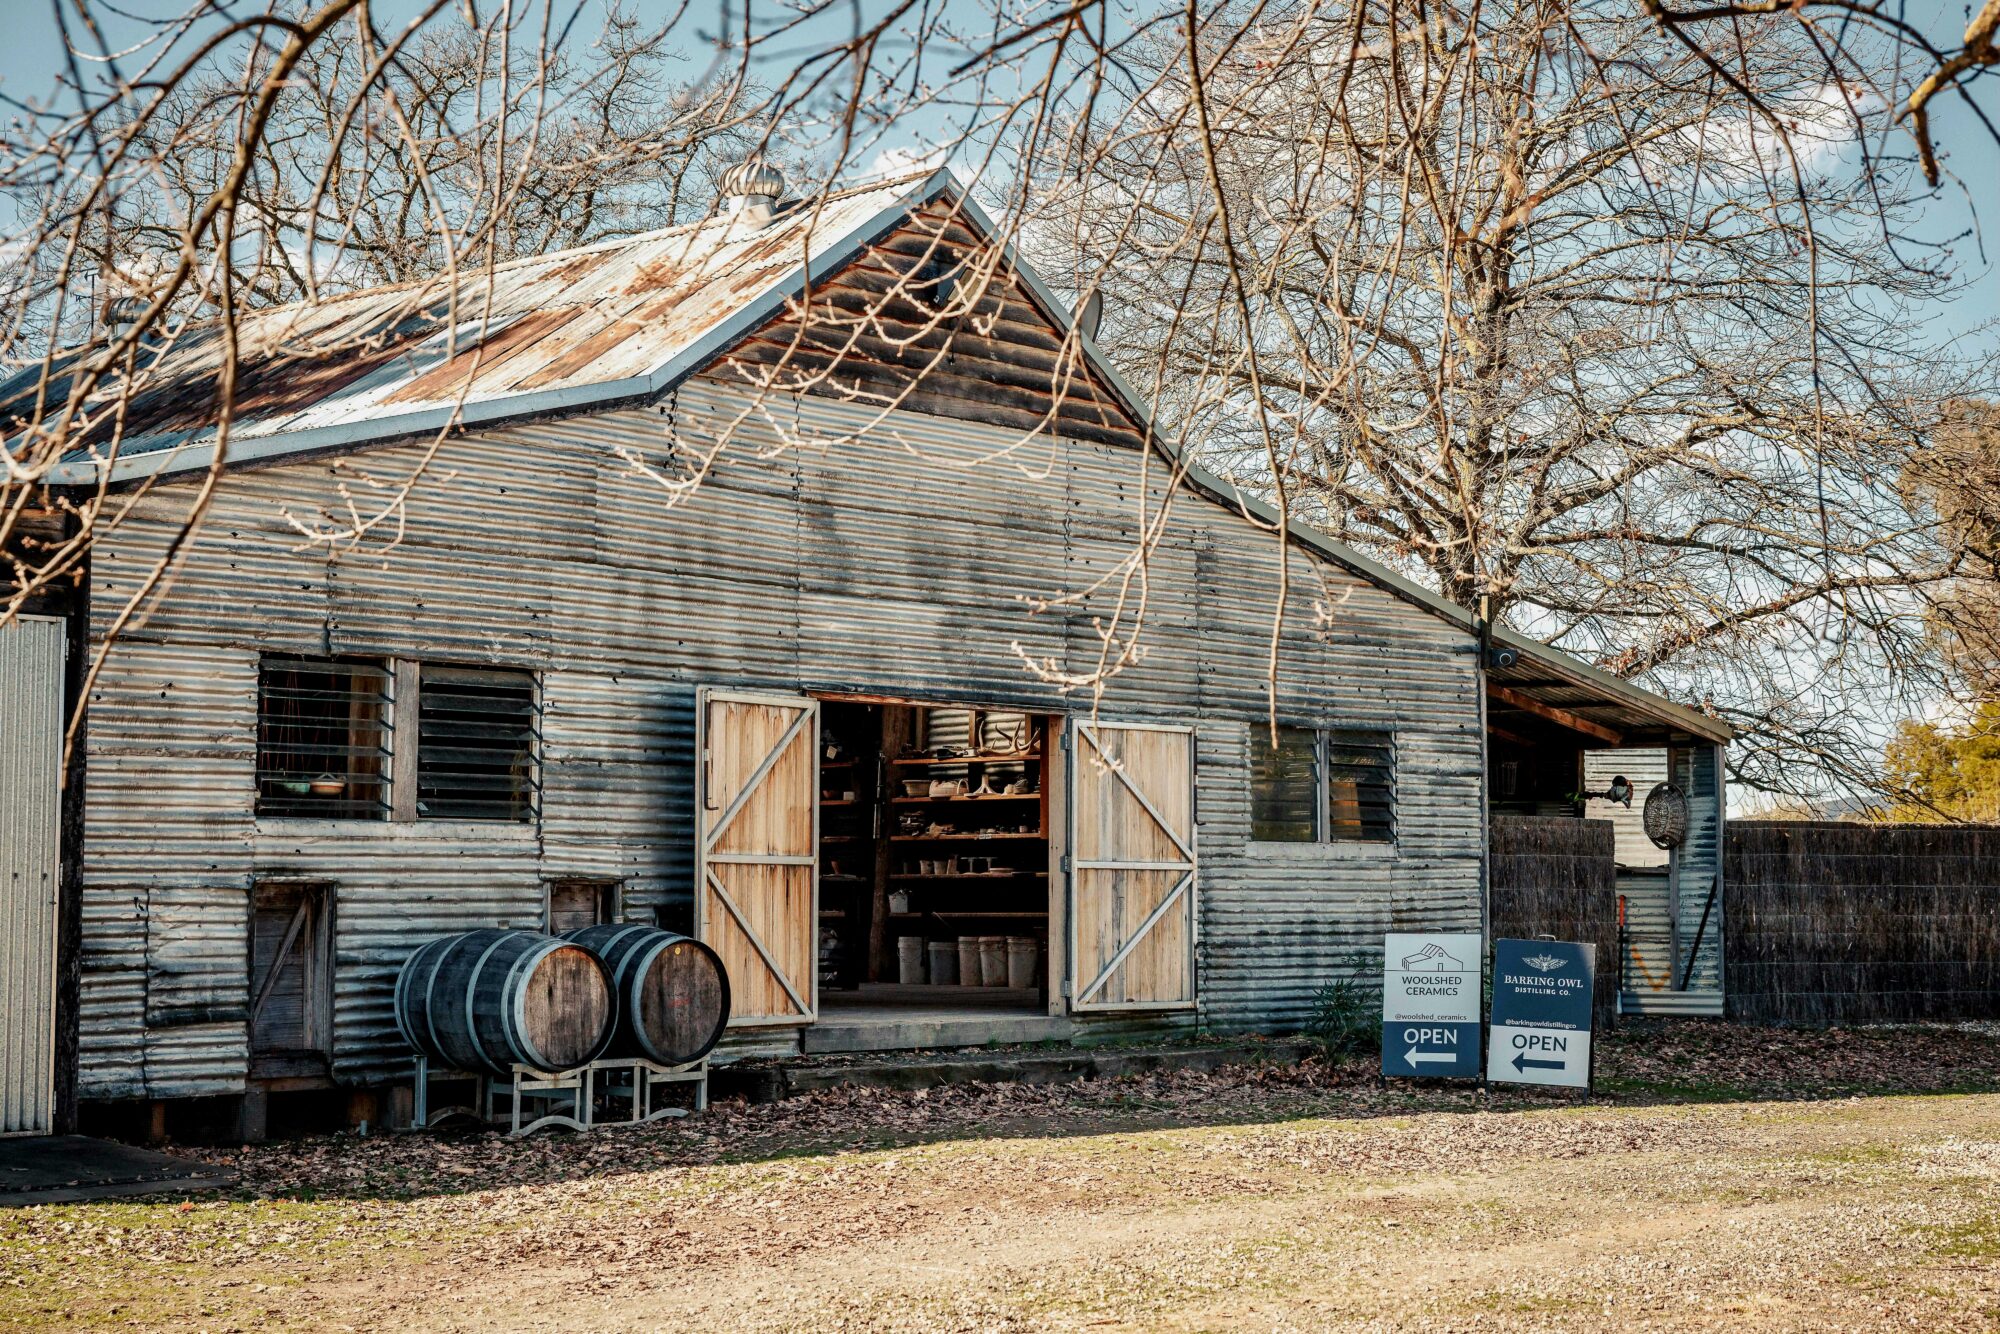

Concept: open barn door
[[695, 689, 819, 1027], [1068, 720, 1197, 1012]]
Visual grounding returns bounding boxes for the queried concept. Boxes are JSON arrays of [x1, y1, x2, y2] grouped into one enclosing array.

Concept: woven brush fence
[[1489, 816, 1619, 1025], [1726, 821, 2000, 1025]]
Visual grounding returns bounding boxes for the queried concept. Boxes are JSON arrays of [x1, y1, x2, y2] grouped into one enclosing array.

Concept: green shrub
[[1307, 974, 1377, 1062]]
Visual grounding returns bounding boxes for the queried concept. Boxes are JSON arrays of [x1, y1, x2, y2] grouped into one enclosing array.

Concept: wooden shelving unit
[[816, 735, 879, 988], [886, 727, 1049, 947], [818, 703, 1054, 996], [890, 793, 1041, 804], [888, 753, 1040, 767]]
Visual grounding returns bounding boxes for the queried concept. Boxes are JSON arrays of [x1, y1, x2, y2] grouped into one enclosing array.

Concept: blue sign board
[[1381, 933, 1483, 1079], [1487, 938, 1595, 1089]]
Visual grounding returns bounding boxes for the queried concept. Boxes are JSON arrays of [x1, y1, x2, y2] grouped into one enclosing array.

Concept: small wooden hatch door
[[248, 881, 332, 1067], [694, 688, 819, 1028], [1068, 720, 1198, 1012]]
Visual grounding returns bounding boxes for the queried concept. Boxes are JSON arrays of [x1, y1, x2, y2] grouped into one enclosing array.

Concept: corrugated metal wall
[[78, 382, 1483, 1097], [1582, 747, 1723, 996], [1672, 745, 1724, 992], [1, 617, 65, 1133], [1582, 750, 1669, 868]]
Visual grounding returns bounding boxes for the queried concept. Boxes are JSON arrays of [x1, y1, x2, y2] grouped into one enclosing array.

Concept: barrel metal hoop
[[600, 924, 646, 962], [630, 938, 677, 1063], [393, 943, 423, 1050], [397, 937, 444, 1051], [420, 938, 455, 1064], [464, 931, 518, 1074], [507, 938, 557, 1073]]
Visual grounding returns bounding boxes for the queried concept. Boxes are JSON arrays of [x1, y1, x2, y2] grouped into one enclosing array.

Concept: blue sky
[[2, 0, 1992, 354]]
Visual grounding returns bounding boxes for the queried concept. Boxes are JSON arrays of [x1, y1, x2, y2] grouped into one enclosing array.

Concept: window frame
[[254, 654, 394, 820], [1248, 724, 1397, 846]]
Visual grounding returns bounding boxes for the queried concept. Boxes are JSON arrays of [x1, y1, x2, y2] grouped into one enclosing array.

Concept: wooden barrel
[[560, 924, 731, 1066], [395, 929, 614, 1075]]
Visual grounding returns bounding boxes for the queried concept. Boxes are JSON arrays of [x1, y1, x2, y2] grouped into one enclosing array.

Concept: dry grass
[[6, 1023, 2000, 1331]]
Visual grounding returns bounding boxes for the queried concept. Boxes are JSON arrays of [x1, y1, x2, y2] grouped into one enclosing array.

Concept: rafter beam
[[1486, 682, 1624, 745]]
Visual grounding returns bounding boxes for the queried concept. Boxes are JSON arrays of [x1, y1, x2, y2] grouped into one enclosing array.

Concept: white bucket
[[1005, 937, 1040, 989], [957, 936, 982, 986], [978, 935, 1008, 987], [927, 940, 958, 986], [897, 935, 926, 985]]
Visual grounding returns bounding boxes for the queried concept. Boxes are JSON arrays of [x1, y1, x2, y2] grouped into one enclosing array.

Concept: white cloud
[[867, 145, 949, 179]]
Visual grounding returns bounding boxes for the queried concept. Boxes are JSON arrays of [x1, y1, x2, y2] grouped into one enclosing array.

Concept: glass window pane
[[1251, 725, 1319, 841], [256, 656, 391, 819], [1326, 730, 1394, 842]]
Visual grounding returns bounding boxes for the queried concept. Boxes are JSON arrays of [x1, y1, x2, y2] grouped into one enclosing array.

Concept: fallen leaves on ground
[[2, 1022, 1998, 1331]]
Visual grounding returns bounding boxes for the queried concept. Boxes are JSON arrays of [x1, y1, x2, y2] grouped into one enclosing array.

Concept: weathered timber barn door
[[0, 617, 63, 1134], [1068, 721, 1198, 1012], [695, 689, 820, 1028]]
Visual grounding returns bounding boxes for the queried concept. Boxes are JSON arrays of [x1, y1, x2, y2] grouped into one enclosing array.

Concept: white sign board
[[1487, 1025, 1591, 1088], [1381, 933, 1483, 1079], [1485, 939, 1595, 1089]]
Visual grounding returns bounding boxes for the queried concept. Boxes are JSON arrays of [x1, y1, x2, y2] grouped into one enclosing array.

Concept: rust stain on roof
[[379, 307, 582, 406], [12, 174, 938, 462]]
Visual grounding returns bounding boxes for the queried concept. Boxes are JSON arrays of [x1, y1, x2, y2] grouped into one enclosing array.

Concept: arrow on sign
[[1512, 1052, 1566, 1073], [1405, 1048, 1457, 1066]]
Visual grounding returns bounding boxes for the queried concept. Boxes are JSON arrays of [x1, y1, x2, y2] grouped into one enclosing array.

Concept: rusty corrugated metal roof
[[14, 172, 944, 484], [9, 163, 1727, 744]]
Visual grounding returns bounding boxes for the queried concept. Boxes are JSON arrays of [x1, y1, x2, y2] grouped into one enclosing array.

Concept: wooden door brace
[[1075, 869, 1193, 1006], [703, 707, 813, 840], [250, 898, 310, 1024], [703, 867, 810, 1018], [1076, 724, 1195, 861]]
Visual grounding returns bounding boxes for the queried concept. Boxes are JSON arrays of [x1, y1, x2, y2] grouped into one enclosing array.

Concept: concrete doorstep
[[711, 1039, 1318, 1104]]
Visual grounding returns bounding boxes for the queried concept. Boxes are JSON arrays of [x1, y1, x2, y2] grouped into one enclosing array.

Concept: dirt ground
[[5, 1022, 2000, 1332]]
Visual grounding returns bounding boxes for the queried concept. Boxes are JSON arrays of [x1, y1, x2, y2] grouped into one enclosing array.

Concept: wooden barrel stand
[[399, 928, 714, 1135]]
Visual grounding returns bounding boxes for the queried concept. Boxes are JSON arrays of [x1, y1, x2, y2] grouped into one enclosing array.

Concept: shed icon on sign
[[1399, 943, 1465, 971]]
